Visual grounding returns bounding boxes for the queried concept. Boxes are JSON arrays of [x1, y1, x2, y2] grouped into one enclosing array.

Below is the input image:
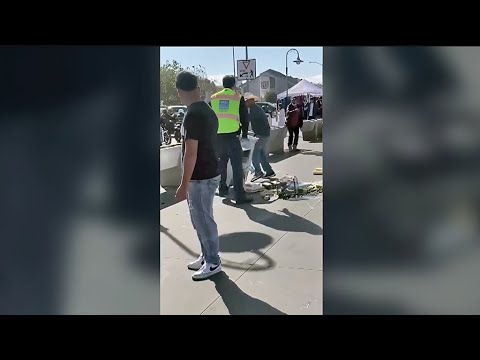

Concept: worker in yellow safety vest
[[209, 75, 253, 204]]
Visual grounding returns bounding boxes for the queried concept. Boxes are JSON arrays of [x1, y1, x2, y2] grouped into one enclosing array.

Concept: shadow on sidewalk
[[161, 225, 276, 271], [300, 150, 323, 156], [160, 188, 177, 210], [268, 150, 302, 164], [219, 232, 272, 253], [223, 200, 322, 235], [209, 272, 286, 315]]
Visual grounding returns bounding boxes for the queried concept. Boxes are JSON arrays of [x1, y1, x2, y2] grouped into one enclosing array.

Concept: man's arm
[[239, 96, 249, 138], [181, 114, 202, 185], [181, 139, 198, 185]]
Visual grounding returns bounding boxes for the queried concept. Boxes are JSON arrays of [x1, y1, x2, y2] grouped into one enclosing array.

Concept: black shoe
[[235, 196, 254, 204], [251, 174, 264, 182], [218, 188, 229, 197], [264, 172, 276, 178]]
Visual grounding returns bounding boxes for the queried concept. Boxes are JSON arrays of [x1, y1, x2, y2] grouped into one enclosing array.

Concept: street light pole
[[233, 47, 236, 76], [285, 48, 303, 101]]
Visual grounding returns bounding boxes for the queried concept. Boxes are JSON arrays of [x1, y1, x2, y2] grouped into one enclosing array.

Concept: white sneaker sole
[[187, 260, 204, 271], [192, 266, 222, 281], [187, 264, 203, 271]]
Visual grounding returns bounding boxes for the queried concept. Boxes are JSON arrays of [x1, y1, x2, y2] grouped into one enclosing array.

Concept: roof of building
[[238, 68, 301, 89]]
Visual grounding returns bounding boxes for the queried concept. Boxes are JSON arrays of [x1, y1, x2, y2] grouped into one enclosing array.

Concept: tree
[[160, 60, 184, 106], [160, 61, 218, 105], [264, 91, 277, 103], [189, 65, 217, 96]]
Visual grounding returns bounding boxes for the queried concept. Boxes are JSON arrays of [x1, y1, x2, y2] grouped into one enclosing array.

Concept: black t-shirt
[[181, 101, 219, 180]]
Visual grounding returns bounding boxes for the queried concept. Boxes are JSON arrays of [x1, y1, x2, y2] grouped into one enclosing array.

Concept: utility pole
[[232, 47, 236, 77]]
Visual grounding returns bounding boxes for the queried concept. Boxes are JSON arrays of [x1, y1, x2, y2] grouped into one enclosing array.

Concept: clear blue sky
[[160, 47, 323, 84]]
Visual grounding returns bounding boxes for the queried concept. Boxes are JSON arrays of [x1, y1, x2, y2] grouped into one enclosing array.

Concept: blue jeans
[[187, 175, 221, 265], [217, 134, 247, 200], [252, 136, 273, 176]]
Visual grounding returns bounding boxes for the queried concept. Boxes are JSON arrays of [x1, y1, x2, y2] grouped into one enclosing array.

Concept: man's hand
[[175, 183, 188, 202]]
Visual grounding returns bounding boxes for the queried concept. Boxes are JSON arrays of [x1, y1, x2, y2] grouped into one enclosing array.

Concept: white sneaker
[[192, 262, 222, 281], [187, 255, 204, 271]]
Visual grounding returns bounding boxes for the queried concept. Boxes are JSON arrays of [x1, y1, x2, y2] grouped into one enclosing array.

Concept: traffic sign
[[237, 59, 256, 80]]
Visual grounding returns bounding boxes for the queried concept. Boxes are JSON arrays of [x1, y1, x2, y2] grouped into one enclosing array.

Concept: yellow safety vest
[[210, 88, 241, 134]]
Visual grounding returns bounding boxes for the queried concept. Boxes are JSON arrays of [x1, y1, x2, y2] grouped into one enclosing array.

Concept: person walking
[[210, 75, 253, 204], [175, 71, 222, 280], [244, 93, 276, 182], [286, 97, 303, 151]]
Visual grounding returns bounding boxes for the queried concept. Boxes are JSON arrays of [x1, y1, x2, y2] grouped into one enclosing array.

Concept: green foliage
[[264, 91, 277, 103], [160, 60, 218, 105]]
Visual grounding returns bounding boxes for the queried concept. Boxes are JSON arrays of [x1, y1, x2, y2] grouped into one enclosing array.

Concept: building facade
[[239, 69, 301, 100]]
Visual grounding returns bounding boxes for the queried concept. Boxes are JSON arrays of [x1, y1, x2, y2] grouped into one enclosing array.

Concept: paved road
[[160, 137, 323, 315]]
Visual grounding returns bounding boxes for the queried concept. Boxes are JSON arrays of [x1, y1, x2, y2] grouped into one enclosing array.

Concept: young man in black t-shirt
[[175, 71, 222, 280]]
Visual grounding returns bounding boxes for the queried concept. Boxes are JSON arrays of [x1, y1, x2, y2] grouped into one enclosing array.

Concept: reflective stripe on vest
[[211, 89, 241, 134]]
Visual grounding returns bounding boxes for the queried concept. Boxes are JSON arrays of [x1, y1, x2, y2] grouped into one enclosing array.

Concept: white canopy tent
[[277, 79, 323, 100]]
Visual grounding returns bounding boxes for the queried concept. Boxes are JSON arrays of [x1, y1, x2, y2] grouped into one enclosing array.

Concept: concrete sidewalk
[[160, 137, 323, 315]]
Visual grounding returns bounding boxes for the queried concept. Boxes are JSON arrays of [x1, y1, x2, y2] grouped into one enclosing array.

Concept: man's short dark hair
[[176, 71, 198, 91], [222, 75, 236, 89]]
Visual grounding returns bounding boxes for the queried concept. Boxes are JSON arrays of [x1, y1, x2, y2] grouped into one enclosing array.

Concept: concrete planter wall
[[301, 120, 318, 141], [316, 119, 323, 141], [159, 118, 323, 189], [267, 126, 288, 154], [160, 145, 182, 187]]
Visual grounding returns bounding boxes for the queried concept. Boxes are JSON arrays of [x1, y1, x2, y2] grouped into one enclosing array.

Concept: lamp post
[[233, 47, 236, 76], [285, 48, 303, 100]]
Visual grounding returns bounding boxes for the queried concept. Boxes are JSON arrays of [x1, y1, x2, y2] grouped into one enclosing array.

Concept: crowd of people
[[277, 95, 322, 120]]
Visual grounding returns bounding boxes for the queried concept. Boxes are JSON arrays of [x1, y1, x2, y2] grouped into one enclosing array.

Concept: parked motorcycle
[[161, 123, 172, 145], [174, 122, 182, 143]]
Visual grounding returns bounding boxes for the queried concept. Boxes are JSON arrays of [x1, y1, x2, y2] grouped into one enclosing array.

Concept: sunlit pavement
[[161, 137, 323, 315]]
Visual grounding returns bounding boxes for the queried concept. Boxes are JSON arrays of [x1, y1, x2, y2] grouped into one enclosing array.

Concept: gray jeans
[[187, 175, 221, 265], [252, 135, 273, 176]]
